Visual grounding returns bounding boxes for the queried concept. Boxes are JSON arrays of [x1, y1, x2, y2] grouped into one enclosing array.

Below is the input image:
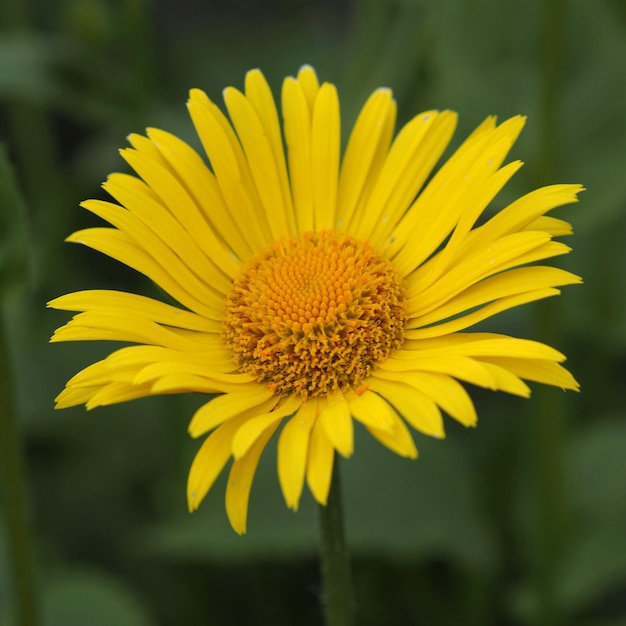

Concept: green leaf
[[0, 561, 154, 626], [0, 34, 63, 101], [556, 416, 626, 614], [41, 569, 154, 626], [558, 525, 626, 617], [566, 415, 626, 521]]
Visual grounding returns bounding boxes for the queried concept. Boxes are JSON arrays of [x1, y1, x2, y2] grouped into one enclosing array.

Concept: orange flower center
[[223, 231, 407, 398]]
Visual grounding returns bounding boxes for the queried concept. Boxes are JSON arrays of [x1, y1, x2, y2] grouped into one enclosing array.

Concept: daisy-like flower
[[49, 66, 582, 534]]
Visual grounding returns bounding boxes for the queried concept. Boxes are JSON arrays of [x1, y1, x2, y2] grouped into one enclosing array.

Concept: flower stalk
[[0, 312, 39, 626], [318, 459, 354, 626], [531, 0, 570, 624]]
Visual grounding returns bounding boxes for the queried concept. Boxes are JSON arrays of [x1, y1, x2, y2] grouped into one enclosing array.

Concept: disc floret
[[223, 231, 407, 398]]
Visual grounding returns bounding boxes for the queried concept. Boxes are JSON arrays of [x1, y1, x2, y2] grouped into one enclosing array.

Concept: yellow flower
[[49, 66, 582, 534]]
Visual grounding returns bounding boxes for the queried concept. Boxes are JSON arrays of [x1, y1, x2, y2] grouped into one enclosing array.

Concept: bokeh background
[[1, 0, 626, 624]]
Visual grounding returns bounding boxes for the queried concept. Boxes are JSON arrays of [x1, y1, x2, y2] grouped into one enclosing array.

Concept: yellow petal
[[136, 355, 237, 381], [126, 132, 169, 165], [223, 86, 293, 239], [104, 171, 239, 289], [373, 370, 478, 427], [403, 333, 567, 362], [48, 290, 218, 333], [187, 414, 247, 512], [364, 408, 418, 459], [144, 128, 252, 263], [477, 362, 531, 397], [296, 64, 319, 110], [85, 381, 156, 409], [150, 373, 252, 395], [460, 115, 496, 141], [344, 106, 397, 235], [102, 345, 228, 371], [525, 215, 573, 236], [277, 401, 318, 510], [388, 117, 519, 273], [81, 199, 226, 314], [109, 152, 237, 280], [66, 360, 135, 388], [409, 160, 523, 291], [500, 240, 572, 271], [467, 184, 583, 251], [226, 418, 281, 534], [306, 415, 335, 506], [344, 388, 395, 433], [318, 391, 353, 457], [54, 385, 101, 409], [187, 387, 276, 438], [133, 359, 238, 386], [411, 240, 573, 324], [376, 354, 531, 400], [480, 357, 579, 391], [119, 147, 242, 276], [231, 395, 302, 458], [245, 69, 295, 230], [189, 394, 277, 441], [336, 88, 395, 228], [310, 83, 340, 230], [408, 231, 555, 318], [380, 353, 498, 390], [357, 110, 456, 245], [51, 309, 211, 351], [407, 265, 581, 327], [367, 377, 445, 438], [282, 76, 314, 232], [64, 228, 218, 319], [187, 89, 272, 252], [405, 288, 561, 339]]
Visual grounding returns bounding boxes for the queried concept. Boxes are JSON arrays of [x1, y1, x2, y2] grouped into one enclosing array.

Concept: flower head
[[49, 66, 582, 533]]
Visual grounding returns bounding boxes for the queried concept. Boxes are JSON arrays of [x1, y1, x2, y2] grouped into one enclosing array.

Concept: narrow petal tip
[[187, 490, 199, 513], [188, 87, 204, 99]]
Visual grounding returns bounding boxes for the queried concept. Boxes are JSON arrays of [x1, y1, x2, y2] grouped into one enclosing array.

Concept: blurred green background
[[1, 0, 625, 624]]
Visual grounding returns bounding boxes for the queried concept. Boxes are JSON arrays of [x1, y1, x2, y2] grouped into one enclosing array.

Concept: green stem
[[532, 0, 568, 624], [539, 0, 564, 183], [318, 459, 354, 626], [2, 0, 67, 284], [122, 0, 157, 113], [0, 311, 39, 626]]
